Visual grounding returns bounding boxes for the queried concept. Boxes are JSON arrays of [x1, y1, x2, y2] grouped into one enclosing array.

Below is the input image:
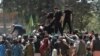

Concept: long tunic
[[25, 43, 34, 56], [40, 38, 49, 56], [12, 44, 22, 56], [92, 39, 100, 56], [0, 44, 6, 56]]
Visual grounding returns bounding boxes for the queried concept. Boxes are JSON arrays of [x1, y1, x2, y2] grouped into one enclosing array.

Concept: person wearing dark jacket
[[63, 6, 73, 34], [49, 7, 63, 35], [44, 12, 55, 34], [11, 24, 26, 36], [0, 36, 6, 56], [92, 34, 100, 56]]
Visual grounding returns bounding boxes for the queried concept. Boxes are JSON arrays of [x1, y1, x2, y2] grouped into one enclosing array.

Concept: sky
[[0, 0, 2, 4]]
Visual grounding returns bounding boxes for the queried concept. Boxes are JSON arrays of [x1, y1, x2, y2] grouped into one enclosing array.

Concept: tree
[[2, 0, 98, 32], [86, 0, 100, 32], [66, 0, 96, 31]]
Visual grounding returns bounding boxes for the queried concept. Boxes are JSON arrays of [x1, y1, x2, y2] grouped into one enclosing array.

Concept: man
[[0, 36, 6, 56], [49, 7, 63, 35], [24, 36, 35, 56], [40, 10, 47, 25], [44, 12, 55, 34], [59, 39, 70, 56], [12, 39, 23, 56], [91, 34, 100, 56], [39, 34, 50, 56], [11, 24, 26, 37], [77, 35, 86, 56], [63, 5, 73, 34], [46, 12, 54, 25]]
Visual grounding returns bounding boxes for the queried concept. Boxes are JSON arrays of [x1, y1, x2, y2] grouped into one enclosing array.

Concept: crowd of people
[[0, 6, 100, 56], [0, 25, 100, 56]]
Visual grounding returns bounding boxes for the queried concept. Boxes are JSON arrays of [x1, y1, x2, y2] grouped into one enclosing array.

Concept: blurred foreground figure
[[77, 35, 86, 56], [52, 49, 57, 56], [0, 36, 6, 56], [24, 36, 34, 56], [39, 34, 50, 56], [11, 24, 26, 37], [92, 34, 100, 56], [11, 39, 23, 56]]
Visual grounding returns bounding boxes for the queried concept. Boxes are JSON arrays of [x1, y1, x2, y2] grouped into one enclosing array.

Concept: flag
[[29, 15, 34, 27], [28, 15, 34, 33], [26, 15, 34, 34]]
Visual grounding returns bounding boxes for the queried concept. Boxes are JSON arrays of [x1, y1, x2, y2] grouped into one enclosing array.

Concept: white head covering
[[40, 26, 44, 29], [52, 49, 57, 56], [18, 35, 21, 39], [62, 39, 66, 42]]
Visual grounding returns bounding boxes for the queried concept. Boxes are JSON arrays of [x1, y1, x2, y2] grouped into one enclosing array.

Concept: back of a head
[[29, 35, 33, 42], [54, 7, 59, 12], [79, 35, 83, 40], [91, 31, 94, 34], [13, 40, 18, 44], [23, 35, 28, 40], [54, 7, 59, 10], [73, 29, 78, 34], [47, 12, 54, 19], [95, 33, 99, 40]]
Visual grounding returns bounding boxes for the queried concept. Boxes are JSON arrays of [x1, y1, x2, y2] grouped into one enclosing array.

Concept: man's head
[[65, 5, 69, 7], [54, 7, 59, 12], [73, 29, 78, 34], [23, 35, 28, 42], [95, 33, 99, 40], [29, 35, 34, 43], [13, 39, 18, 44], [12, 24, 15, 27], [65, 5, 71, 10]]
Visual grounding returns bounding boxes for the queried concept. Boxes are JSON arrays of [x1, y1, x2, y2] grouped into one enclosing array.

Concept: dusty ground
[[35, 53, 40, 56]]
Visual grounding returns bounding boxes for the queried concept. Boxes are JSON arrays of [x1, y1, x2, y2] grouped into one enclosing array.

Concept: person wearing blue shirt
[[11, 40, 23, 56], [0, 36, 6, 56]]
